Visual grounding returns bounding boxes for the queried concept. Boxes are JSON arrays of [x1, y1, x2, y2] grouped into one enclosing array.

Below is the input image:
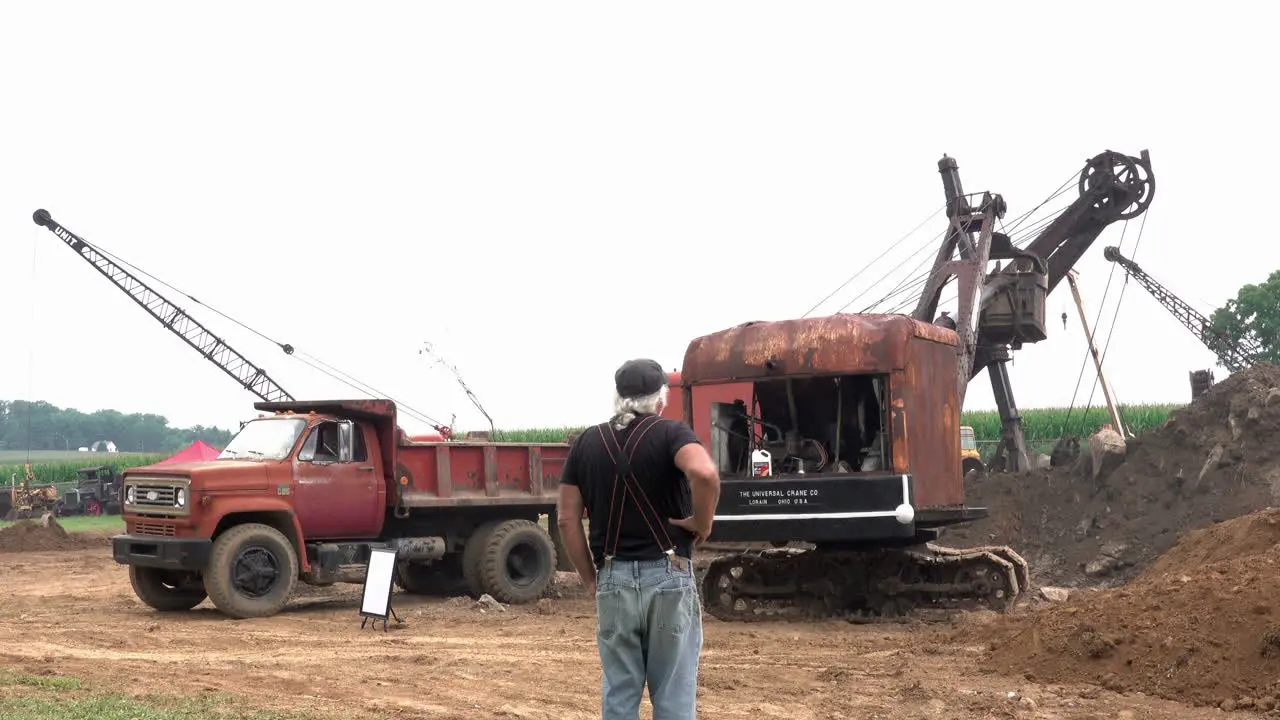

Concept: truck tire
[[461, 520, 503, 596], [129, 566, 207, 611], [476, 519, 558, 604], [396, 554, 467, 596], [203, 523, 298, 619]]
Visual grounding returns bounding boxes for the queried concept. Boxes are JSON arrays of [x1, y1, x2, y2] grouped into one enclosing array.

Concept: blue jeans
[[595, 555, 703, 719]]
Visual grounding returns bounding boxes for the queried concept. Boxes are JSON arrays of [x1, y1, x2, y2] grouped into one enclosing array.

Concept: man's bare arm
[[674, 443, 720, 539], [556, 483, 596, 591]]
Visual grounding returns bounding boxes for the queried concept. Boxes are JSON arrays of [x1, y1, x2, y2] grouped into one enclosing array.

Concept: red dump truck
[[112, 400, 571, 618]]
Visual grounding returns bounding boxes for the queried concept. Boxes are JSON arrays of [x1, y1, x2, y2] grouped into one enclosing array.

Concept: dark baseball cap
[[615, 358, 667, 399]]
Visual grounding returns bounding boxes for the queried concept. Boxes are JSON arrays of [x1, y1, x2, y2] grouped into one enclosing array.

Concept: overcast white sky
[[0, 2, 1274, 437]]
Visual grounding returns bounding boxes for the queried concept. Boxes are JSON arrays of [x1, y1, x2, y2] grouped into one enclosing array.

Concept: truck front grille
[[134, 521, 176, 537], [124, 477, 190, 517]]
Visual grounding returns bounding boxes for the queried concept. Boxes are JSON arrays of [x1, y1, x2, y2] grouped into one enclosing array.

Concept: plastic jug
[[750, 449, 773, 477]]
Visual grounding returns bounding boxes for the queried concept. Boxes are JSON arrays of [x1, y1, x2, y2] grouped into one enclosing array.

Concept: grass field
[[487, 403, 1184, 444], [0, 670, 310, 720], [0, 515, 125, 532]]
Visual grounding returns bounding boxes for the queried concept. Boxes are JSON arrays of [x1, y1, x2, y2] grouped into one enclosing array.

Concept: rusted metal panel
[[681, 314, 957, 384], [900, 336, 963, 508], [435, 446, 452, 498], [396, 442, 567, 506], [483, 446, 499, 497], [529, 447, 544, 494], [663, 378, 754, 448], [910, 320, 962, 346]]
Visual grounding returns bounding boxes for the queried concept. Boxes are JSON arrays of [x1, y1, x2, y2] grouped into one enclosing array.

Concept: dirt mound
[[0, 515, 100, 553], [969, 507, 1280, 710], [946, 362, 1280, 588]]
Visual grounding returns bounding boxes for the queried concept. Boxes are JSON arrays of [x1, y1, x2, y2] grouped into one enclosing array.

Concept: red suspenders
[[594, 414, 678, 563]]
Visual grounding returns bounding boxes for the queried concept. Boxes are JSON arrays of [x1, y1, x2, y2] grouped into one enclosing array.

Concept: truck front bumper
[[111, 534, 211, 572]]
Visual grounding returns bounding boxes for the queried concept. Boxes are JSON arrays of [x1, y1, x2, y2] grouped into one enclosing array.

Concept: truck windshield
[[960, 429, 977, 451], [218, 418, 307, 460]]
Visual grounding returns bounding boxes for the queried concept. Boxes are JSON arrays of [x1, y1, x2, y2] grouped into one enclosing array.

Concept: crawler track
[[698, 543, 1030, 624]]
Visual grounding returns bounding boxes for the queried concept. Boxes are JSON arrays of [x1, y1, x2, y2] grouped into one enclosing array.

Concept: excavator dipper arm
[[32, 210, 294, 404]]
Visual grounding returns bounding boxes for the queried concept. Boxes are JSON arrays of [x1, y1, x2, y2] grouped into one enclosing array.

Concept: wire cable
[[1079, 207, 1151, 434], [802, 203, 946, 318], [61, 235, 448, 429], [860, 169, 1083, 318]]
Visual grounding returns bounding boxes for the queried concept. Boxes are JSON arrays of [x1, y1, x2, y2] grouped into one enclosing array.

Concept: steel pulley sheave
[[1078, 150, 1155, 220]]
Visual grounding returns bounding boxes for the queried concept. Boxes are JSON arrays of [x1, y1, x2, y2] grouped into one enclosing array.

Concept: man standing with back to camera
[[557, 358, 721, 719]]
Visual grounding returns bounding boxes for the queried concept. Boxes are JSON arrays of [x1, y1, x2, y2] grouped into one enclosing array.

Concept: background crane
[[1103, 245, 1262, 373], [32, 210, 296, 404]]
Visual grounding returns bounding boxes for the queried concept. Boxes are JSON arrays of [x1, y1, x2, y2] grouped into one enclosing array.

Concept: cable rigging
[[1075, 207, 1151, 436], [801, 203, 946, 318], [31, 212, 448, 431]]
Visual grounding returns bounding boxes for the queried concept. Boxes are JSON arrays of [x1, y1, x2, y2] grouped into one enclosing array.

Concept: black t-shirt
[[559, 414, 701, 567]]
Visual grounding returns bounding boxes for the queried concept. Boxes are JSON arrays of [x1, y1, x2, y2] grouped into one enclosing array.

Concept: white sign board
[[360, 547, 398, 619]]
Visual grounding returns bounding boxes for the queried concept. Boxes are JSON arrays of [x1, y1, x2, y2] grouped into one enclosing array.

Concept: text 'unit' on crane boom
[[32, 209, 294, 404]]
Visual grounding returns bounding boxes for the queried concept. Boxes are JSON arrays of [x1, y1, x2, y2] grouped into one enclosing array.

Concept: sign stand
[[358, 547, 404, 632]]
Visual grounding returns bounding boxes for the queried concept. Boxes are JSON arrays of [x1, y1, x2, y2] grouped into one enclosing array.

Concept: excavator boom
[[913, 150, 1155, 472]]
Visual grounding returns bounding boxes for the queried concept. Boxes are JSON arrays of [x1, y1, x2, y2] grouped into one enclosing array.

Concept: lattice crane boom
[[1103, 245, 1260, 373], [32, 209, 295, 404]]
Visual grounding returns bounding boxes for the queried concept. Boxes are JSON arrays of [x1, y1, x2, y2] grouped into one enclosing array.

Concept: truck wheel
[[203, 523, 298, 619], [396, 555, 467, 596], [129, 566, 207, 611], [476, 519, 558, 604], [461, 520, 503, 596]]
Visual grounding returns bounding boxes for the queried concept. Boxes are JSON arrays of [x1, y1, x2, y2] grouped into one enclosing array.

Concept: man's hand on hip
[[669, 516, 710, 546]]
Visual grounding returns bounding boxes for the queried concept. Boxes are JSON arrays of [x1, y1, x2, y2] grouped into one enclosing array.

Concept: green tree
[[1210, 269, 1280, 365], [0, 399, 234, 453]]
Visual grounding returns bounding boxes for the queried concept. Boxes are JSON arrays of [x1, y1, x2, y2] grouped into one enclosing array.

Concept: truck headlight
[[175, 488, 186, 508], [126, 486, 136, 504]]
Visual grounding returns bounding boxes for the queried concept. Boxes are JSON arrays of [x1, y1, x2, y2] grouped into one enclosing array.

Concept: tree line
[[0, 400, 234, 454]]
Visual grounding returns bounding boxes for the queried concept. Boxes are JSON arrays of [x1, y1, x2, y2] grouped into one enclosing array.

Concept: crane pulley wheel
[[1077, 150, 1155, 221]]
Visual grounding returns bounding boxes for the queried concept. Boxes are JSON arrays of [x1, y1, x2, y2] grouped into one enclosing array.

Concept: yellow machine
[[960, 426, 984, 477], [4, 464, 59, 522]]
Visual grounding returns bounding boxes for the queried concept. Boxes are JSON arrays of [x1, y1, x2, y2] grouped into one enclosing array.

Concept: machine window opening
[[707, 374, 890, 478]]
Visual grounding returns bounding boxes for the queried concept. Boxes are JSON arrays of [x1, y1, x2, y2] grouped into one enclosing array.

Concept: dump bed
[[253, 399, 571, 510], [394, 439, 570, 507]]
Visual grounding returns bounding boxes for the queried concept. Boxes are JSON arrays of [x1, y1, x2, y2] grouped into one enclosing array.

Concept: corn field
[[1, 455, 166, 487], [1, 404, 1183, 481], [486, 403, 1183, 445]]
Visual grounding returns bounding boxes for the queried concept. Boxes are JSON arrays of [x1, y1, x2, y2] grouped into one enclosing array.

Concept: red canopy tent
[[157, 439, 222, 465]]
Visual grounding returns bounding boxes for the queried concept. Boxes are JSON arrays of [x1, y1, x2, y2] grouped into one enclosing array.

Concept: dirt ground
[[965, 508, 1280, 714], [947, 363, 1280, 589], [0, 540, 1241, 720]]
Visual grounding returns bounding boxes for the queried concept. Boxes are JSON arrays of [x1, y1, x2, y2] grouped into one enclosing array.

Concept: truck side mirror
[[338, 421, 354, 463]]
